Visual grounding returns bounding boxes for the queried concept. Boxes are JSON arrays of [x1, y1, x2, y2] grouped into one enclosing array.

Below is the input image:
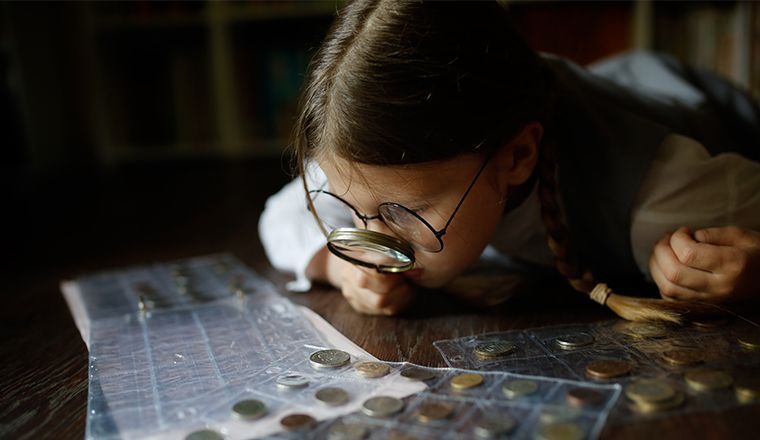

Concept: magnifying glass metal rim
[[326, 227, 416, 273]]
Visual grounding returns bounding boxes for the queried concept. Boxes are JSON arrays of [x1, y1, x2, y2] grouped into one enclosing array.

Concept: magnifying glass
[[326, 228, 415, 273]]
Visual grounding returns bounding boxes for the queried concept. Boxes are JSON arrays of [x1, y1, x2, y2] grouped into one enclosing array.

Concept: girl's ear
[[494, 122, 543, 190]]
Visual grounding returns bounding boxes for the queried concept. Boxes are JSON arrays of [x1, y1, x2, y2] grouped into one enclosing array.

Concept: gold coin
[[585, 359, 632, 379], [450, 373, 484, 390], [539, 406, 581, 424], [624, 379, 676, 404], [416, 402, 453, 423], [661, 349, 704, 367], [353, 361, 391, 378], [536, 422, 584, 440], [685, 369, 734, 392], [629, 391, 685, 414], [565, 387, 605, 408], [473, 340, 517, 359], [737, 331, 760, 350], [502, 379, 539, 399]]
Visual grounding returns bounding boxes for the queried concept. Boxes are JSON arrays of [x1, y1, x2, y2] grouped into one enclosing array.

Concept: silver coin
[[315, 386, 349, 406], [473, 415, 517, 438], [555, 333, 595, 350], [400, 367, 437, 381], [354, 361, 391, 378], [502, 379, 539, 399], [276, 373, 309, 389], [231, 398, 267, 420], [473, 340, 517, 358], [185, 429, 224, 440], [361, 396, 405, 418], [327, 420, 369, 440], [310, 349, 351, 369]]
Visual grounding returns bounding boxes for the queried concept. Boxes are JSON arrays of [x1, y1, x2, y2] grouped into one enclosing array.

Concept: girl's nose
[[366, 218, 401, 238]]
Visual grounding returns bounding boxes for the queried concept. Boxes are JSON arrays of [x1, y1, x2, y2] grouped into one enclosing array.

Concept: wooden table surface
[[3, 159, 758, 439]]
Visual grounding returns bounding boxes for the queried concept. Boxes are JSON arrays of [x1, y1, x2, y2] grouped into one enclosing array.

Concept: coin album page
[[434, 319, 760, 424], [62, 255, 428, 439]]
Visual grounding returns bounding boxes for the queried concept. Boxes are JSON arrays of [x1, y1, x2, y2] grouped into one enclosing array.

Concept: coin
[[310, 349, 351, 369], [536, 422, 584, 440], [473, 415, 516, 438], [473, 340, 517, 358], [185, 429, 224, 440], [661, 349, 704, 367], [566, 387, 605, 407], [685, 369, 734, 392], [502, 379, 539, 399], [539, 406, 581, 424], [737, 331, 760, 350], [416, 402, 454, 423], [231, 399, 267, 420], [280, 413, 317, 431], [625, 379, 676, 404], [451, 373, 484, 390], [315, 387, 349, 406], [361, 396, 405, 418], [629, 391, 685, 414], [387, 431, 420, 440], [354, 361, 390, 378], [276, 373, 309, 389], [327, 420, 368, 440], [585, 359, 632, 379], [400, 367, 437, 381], [555, 333, 595, 350]]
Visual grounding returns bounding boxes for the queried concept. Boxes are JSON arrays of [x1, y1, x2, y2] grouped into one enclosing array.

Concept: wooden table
[[3, 159, 758, 439]]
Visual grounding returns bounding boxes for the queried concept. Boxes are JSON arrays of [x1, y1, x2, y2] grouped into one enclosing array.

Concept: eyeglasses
[[305, 152, 493, 272]]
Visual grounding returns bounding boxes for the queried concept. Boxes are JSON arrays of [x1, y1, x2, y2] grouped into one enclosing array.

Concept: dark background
[[1, 2, 759, 438]]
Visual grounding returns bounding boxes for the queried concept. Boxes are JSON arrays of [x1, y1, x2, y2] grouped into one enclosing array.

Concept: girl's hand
[[649, 226, 760, 302], [326, 251, 416, 315]]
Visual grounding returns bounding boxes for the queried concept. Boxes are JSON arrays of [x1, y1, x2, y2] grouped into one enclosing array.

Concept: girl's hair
[[293, 0, 555, 167]]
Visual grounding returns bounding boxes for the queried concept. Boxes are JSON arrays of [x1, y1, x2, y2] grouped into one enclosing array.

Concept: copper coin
[[585, 359, 632, 379], [280, 413, 317, 431], [661, 349, 704, 366], [566, 387, 605, 407]]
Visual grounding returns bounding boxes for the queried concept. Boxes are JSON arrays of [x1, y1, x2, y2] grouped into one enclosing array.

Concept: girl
[[259, 0, 760, 321]]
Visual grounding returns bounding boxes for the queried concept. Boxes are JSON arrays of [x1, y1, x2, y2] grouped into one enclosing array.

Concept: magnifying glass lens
[[327, 228, 415, 273]]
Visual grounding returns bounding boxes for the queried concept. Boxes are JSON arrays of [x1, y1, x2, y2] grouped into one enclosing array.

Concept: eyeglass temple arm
[[439, 152, 494, 236]]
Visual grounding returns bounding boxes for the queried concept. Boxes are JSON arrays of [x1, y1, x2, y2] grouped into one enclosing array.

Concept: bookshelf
[[83, 1, 341, 164], [3, 1, 756, 170]]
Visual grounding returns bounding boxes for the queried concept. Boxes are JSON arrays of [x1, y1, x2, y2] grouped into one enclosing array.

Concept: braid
[[536, 138, 597, 295], [534, 137, 723, 323]]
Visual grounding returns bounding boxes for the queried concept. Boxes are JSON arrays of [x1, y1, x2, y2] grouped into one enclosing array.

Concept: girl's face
[[319, 153, 510, 288]]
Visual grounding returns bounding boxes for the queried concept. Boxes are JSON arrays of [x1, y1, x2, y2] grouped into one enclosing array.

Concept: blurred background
[[2, 0, 758, 280]]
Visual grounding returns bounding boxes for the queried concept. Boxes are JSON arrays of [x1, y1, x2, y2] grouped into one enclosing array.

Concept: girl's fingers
[[354, 267, 404, 294], [669, 227, 724, 272], [649, 256, 710, 301], [653, 234, 719, 292]]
